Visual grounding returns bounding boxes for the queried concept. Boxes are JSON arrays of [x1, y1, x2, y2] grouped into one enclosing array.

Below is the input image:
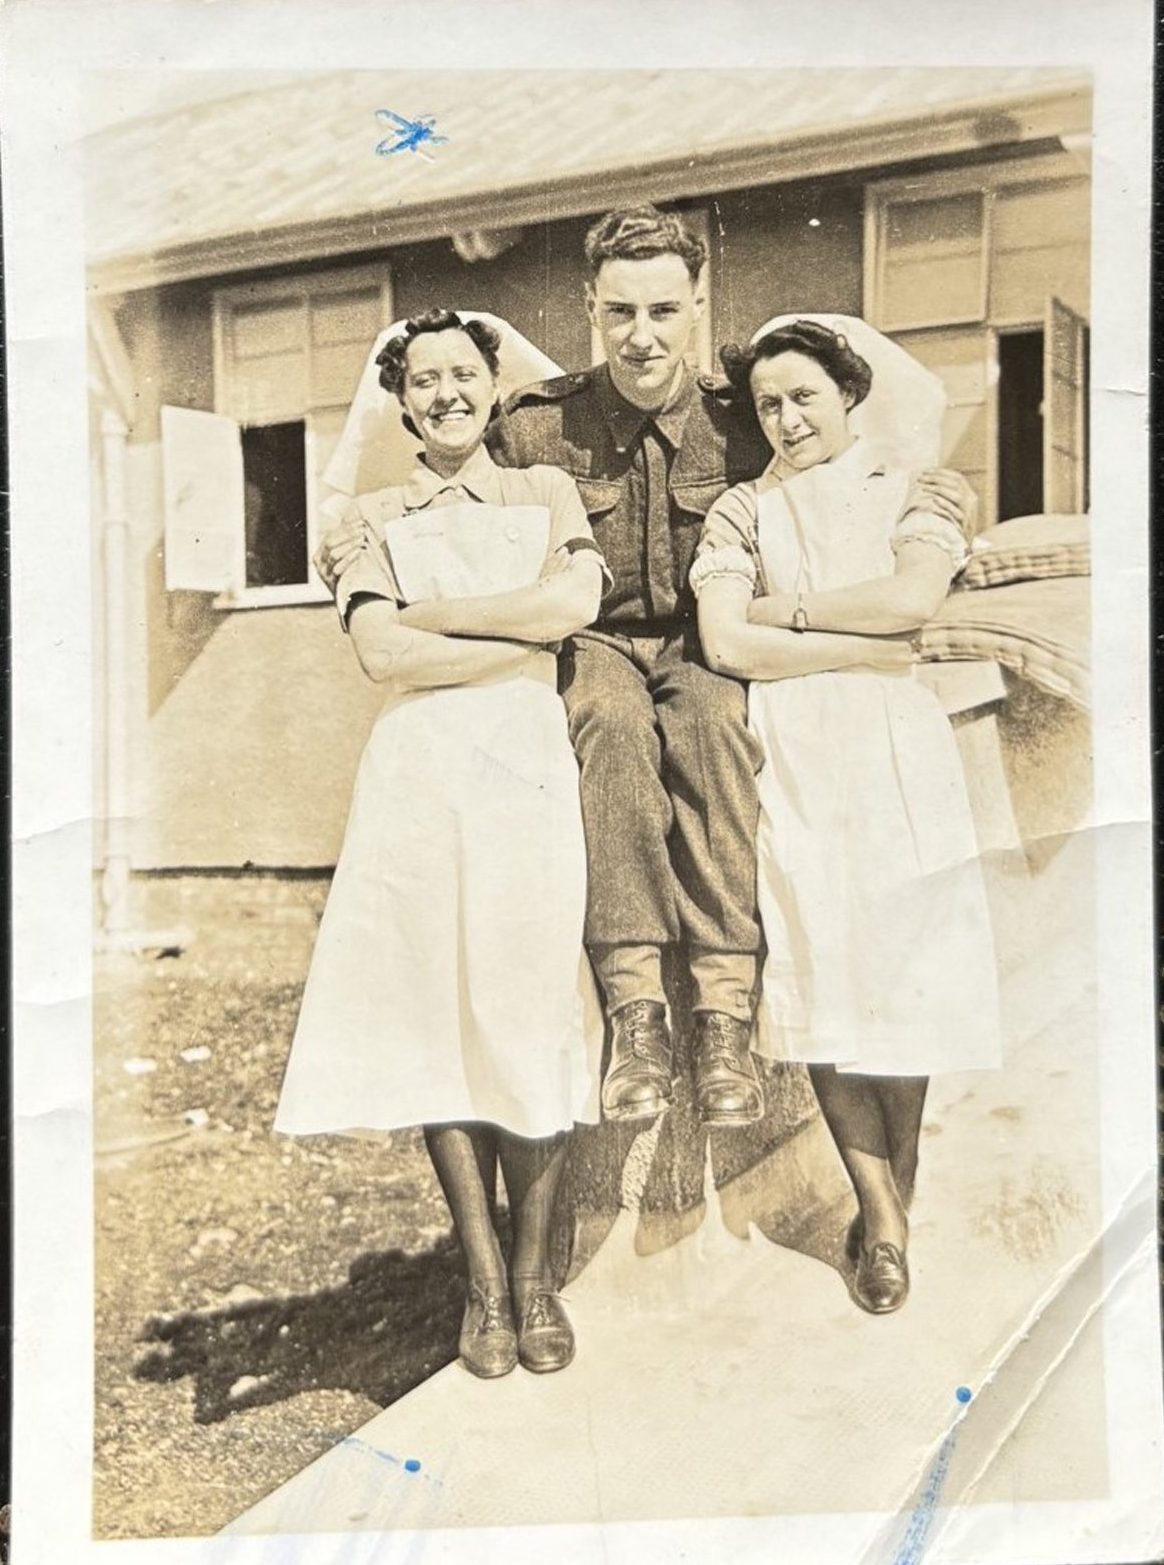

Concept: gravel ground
[[93, 885, 461, 1541], [90, 874, 822, 1541]]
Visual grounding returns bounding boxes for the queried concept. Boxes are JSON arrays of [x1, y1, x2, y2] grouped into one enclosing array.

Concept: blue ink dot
[[404, 1458, 421, 1473], [955, 1386, 972, 1404]]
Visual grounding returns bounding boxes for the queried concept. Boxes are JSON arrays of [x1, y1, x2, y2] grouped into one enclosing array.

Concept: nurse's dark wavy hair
[[375, 309, 503, 398], [720, 320, 873, 414]]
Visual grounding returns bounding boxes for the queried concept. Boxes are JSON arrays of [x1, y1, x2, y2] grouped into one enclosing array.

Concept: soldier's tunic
[[489, 363, 771, 1021]]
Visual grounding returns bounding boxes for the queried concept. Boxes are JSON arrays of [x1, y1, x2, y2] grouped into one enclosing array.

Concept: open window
[[162, 407, 246, 593], [996, 329, 1045, 521], [163, 264, 391, 604]]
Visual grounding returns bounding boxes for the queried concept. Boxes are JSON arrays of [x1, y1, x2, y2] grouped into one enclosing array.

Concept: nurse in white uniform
[[693, 315, 1001, 1316], [276, 309, 606, 1378]]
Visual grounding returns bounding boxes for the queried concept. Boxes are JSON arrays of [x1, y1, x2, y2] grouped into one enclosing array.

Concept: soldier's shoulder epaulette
[[502, 369, 594, 415], [697, 370, 735, 403]]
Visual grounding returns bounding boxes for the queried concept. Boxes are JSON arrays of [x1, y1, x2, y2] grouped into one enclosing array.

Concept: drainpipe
[[98, 406, 132, 937], [95, 403, 191, 954]]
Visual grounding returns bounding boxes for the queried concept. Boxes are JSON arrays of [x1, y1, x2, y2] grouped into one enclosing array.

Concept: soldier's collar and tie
[[594, 360, 695, 455]]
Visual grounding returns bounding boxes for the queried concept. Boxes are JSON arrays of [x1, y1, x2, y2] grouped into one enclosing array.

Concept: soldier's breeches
[[562, 630, 762, 1020]]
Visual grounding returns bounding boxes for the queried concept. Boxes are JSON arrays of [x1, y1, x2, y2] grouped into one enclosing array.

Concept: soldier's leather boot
[[693, 1011, 764, 1126], [601, 1000, 673, 1122]]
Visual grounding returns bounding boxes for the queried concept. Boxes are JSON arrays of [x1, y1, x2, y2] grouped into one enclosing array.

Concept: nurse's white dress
[[275, 452, 604, 1139], [694, 439, 1002, 1076]]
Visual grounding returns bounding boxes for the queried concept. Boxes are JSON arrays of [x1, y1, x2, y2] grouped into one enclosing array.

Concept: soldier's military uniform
[[488, 362, 771, 1023]]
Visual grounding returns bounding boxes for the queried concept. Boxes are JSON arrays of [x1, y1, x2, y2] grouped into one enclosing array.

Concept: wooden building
[[84, 68, 1091, 886]]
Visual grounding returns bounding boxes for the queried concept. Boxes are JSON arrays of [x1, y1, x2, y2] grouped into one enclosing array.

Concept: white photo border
[[4, 2, 1159, 1562]]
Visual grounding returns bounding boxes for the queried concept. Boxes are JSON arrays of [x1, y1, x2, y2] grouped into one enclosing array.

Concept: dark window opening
[[242, 421, 308, 588], [997, 331, 1044, 522]]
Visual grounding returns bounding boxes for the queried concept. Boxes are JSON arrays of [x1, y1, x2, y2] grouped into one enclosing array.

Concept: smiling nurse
[[277, 310, 609, 1380], [693, 318, 1003, 1314]]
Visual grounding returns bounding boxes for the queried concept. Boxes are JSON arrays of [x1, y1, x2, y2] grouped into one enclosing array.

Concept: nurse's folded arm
[[696, 574, 913, 684], [396, 549, 604, 644], [347, 595, 536, 692], [747, 536, 955, 638]]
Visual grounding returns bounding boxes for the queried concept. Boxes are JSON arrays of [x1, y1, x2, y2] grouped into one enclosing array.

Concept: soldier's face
[[400, 329, 498, 465], [587, 255, 704, 409]]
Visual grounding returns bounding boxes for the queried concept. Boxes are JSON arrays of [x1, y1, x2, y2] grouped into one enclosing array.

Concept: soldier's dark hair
[[584, 206, 707, 284], [375, 309, 502, 397], [720, 320, 873, 410]]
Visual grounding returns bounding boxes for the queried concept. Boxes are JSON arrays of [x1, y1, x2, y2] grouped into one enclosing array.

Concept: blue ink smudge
[[375, 110, 450, 160], [340, 1438, 440, 1486], [893, 1390, 976, 1565], [342, 1435, 399, 1468]]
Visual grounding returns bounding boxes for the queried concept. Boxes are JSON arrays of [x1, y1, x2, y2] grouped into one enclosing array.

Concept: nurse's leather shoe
[[517, 1291, 575, 1374], [601, 1001, 672, 1121], [853, 1242, 910, 1315], [459, 1284, 518, 1378], [693, 1012, 764, 1126]]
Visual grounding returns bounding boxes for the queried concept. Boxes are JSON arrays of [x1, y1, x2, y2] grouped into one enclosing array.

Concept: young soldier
[[490, 208, 771, 1127]]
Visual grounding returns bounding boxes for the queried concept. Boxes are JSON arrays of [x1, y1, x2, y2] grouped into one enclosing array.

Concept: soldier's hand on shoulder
[[904, 469, 978, 537], [313, 503, 366, 592]]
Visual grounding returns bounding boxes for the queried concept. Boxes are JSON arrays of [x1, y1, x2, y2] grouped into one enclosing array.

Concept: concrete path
[[222, 831, 1108, 1554]]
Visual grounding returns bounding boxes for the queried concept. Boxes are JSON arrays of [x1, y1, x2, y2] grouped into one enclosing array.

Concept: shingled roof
[[84, 67, 1090, 290]]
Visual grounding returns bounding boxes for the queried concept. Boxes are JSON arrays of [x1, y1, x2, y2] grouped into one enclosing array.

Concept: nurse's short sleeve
[[690, 484, 760, 596], [893, 507, 970, 572], [536, 464, 613, 590], [696, 483, 760, 558], [334, 511, 406, 630]]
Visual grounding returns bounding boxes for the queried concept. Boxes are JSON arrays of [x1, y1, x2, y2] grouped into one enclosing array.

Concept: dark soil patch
[[93, 938, 456, 1540]]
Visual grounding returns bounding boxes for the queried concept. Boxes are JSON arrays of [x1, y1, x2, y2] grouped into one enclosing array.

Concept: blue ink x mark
[[376, 110, 450, 162]]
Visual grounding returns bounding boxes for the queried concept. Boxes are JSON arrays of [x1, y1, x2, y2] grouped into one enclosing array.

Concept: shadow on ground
[[130, 958, 851, 1431], [134, 1237, 468, 1424], [135, 1096, 852, 1432], [563, 983, 847, 1282]]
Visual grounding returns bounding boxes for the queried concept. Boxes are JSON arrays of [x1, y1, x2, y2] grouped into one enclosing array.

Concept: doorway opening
[[996, 331, 1043, 523]]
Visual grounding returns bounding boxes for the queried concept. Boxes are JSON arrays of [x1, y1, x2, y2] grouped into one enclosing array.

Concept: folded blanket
[[918, 576, 1090, 709], [960, 514, 1090, 589]]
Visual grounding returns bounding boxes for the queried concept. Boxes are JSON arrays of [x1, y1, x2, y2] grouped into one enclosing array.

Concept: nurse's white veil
[[747, 313, 947, 472], [323, 311, 563, 499]]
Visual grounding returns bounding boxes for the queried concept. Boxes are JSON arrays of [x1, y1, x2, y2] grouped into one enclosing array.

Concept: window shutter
[[1043, 296, 1088, 513], [161, 405, 246, 592], [873, 191, 987, 331]]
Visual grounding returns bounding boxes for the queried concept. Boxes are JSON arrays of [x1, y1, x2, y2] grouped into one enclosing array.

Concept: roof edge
[[88, 81, 1092, 295]]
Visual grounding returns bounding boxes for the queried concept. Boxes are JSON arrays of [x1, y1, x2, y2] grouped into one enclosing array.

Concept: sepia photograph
[[5, 6, 1160, 1564]]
